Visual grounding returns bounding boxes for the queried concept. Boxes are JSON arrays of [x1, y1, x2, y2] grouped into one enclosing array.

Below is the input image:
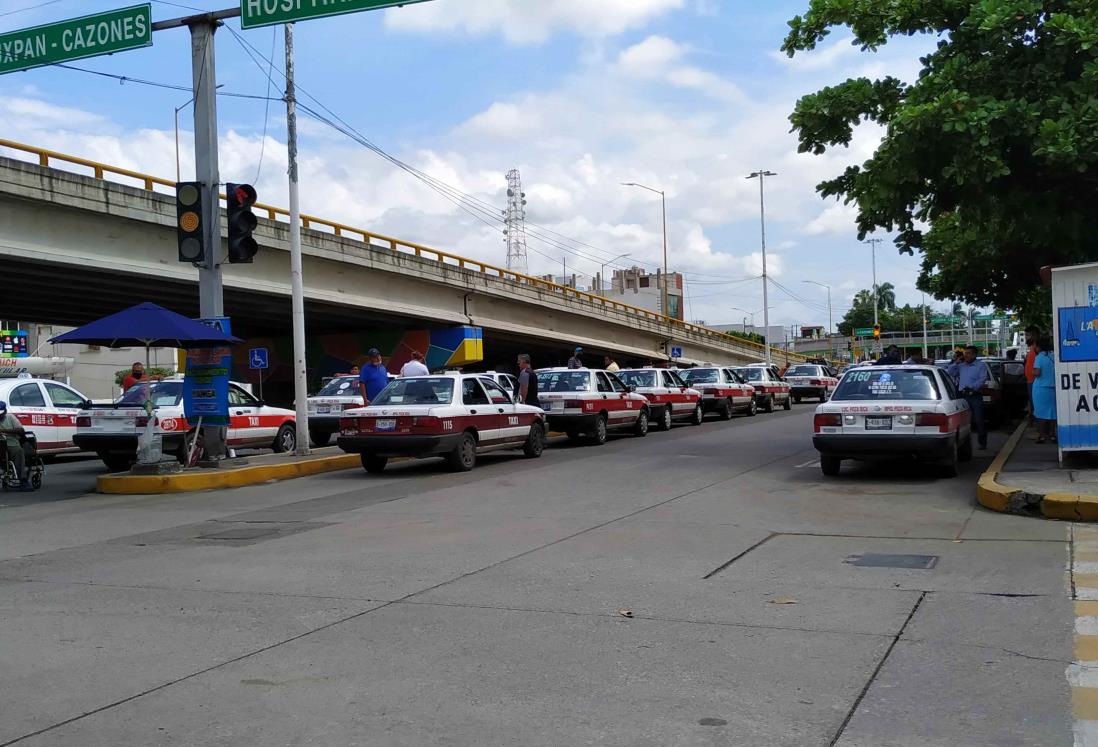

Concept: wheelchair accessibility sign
[[249, 348, 269, 370]]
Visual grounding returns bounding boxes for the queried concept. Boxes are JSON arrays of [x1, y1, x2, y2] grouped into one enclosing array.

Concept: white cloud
[[384, 0, 685, 45], [617, 35, 743, 102], [804, 202, 859, 237], [770, 35, 858, 73]]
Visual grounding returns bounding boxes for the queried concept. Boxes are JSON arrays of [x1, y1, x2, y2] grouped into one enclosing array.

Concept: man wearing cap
[[0, 401, 33, 491], [568, 347, 584, 369], [358, 348, 391, 406]]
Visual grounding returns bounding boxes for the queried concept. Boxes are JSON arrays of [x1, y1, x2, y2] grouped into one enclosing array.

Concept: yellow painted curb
[[97, 454, 361, 495], [975, 420, 1028, 513]]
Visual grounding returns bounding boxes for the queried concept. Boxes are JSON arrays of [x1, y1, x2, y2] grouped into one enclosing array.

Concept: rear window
[[681, 368, 719, 384], [787, 365, 821, 377], [371, 378, 453, 406], [733, 368, 763, 382], [617, 370, 657, 388], [118, 382, 182, 407], [539, 371, 591, 392], [833, 369, 941, 401], [317, 377, 359, 396]]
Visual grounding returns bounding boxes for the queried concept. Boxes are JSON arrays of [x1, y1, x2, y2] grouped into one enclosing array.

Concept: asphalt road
[[0, 407, 1073, 746]]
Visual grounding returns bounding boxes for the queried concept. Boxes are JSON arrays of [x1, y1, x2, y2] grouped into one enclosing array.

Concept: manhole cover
[[844, 553, 938, 569], [197, 527, 281, 541]]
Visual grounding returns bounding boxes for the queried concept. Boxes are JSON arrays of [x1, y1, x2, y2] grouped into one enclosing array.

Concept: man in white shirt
[[400, 350, 430, 377]]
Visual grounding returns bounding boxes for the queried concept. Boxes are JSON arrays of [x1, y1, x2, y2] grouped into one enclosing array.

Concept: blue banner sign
[[1058, 306, 1098, 363], [184, 346, 231, 427]]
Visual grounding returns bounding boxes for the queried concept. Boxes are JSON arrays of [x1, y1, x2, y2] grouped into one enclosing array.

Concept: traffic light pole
[[284, 22, 311, 455], [188, 17, 226, 459]]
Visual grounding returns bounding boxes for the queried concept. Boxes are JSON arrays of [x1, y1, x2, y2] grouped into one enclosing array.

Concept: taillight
[[412, 416, 440, 427], [135, 416, 149, 428], [810, 379, 822, 386], [339, 416, 357, 429], [813, 413, 841, 432], [916, 413, 948, 432], [76, 416, 91, 428], [564, 399, 585, 409]]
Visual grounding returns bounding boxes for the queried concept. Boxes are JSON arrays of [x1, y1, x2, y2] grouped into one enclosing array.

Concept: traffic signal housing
[[226, 183, 258, 263], [873, 324, 881, 339], [176, 181, 206, 263]]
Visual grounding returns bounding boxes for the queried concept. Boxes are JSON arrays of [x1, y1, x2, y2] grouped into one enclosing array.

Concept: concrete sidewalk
[[978, 421, 1098, 519]]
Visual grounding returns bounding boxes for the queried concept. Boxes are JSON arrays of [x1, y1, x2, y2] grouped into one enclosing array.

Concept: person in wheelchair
[[0, 400, 35, 491]]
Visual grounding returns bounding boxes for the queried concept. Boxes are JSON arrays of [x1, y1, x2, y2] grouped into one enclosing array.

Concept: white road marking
[[794, 459, 820, 469]]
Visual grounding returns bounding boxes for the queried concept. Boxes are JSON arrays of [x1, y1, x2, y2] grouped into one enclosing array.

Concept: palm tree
[[874, 282, 897, 311], [853, 289, 874, 309], [950, 301, 964, 316]]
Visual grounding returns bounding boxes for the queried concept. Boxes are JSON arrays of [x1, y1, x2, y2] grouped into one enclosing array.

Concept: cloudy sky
[[0, 0, 941, 329]]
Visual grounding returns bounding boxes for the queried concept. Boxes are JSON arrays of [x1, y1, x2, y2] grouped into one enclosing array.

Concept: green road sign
[[241, 0, 435, 29], [0, 5, 151, 75], [854, 327, 874, 337], [930, 315, 963, 324], [973, 313, 1009, 321]]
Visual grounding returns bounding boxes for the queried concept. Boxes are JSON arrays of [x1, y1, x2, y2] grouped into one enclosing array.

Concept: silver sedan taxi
[[812, 365, 972, 477]]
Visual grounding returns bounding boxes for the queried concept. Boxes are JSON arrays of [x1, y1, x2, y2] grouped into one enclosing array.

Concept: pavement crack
[[828, 590, 927, 747], [703, 533, 777, 579]]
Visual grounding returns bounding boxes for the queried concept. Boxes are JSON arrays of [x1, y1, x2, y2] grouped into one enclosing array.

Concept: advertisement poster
[[183, 346, 231, 427], [0, 330, 29, 358], [1058, 306, 1098, 363]]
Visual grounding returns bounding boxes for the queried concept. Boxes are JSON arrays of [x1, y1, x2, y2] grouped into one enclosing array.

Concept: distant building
[[600, 267, 684, 321]]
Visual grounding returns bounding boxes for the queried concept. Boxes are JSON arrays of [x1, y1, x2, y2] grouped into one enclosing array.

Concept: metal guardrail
[[0, 137, 806, 362]]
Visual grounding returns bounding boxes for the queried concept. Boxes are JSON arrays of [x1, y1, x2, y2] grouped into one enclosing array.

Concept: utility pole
[[921, 292, 928, 359], [187, 16, 226, 460], [747, 170, 776, 365], [284, 22, 310, 455], [863, 238, 883, 327], [503, 169, 529, 275]]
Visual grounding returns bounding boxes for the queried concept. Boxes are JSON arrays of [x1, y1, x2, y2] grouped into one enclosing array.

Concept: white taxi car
[[481, 371, 519, 396], [617, 368, 704, 430], [337, 373, 546, 473], [812, 365, 972, 477], [536, 368, 650, 444], [307, 375, 365, 446], [784, 363, 839, 403], [0, 377, 92, 455], [732, 365, 792, 412], [679, 367, 756, 419], [75, 379, 297, 471]]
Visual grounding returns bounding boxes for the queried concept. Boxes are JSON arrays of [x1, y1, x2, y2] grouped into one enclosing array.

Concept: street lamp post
[[174, 85, 223, 183], [730, 306, 764, 334], [863, 237, 883, 327], [747, 170, 776, 365], [621, 182, 669, 320], [599, 252, 631, 295], [802, 280, 832, 335]]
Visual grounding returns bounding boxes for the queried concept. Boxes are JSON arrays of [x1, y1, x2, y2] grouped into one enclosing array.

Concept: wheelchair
[[1, 432, 43, 491]]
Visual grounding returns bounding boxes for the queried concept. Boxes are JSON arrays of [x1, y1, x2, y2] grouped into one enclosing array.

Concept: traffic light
[[176, 181, 206, 263], [226, 183, 258, 263], [873, 324, 881, 339]]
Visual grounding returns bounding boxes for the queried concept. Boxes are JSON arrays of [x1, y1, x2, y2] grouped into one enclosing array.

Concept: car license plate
[[550, 401, 564, 412], [865, 417, 892, 430], [375, 419, 396, 431], [317, 406, 330, 414], [982, 396, 992, 403]]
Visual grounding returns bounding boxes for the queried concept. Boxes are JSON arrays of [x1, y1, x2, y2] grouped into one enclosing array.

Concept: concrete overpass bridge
[[0, 138, 802, 377]]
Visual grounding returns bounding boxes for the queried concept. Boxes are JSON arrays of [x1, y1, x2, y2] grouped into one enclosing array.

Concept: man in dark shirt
[[567, 347, 584, 369], [874, 345, 902, 366], [516, 354, 540, 408], [358, 348, 390, 405]]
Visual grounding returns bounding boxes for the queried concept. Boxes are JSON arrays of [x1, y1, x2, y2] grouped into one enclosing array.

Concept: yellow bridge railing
[[0, 137, 806, 363]]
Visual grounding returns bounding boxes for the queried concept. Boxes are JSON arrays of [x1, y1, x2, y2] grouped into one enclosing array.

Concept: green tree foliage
[[837, 282, 932, 335], [783, 1, 1098, 319], [725, 329, 766, 345]]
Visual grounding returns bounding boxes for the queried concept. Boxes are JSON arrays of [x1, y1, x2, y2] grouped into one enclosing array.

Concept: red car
[[537, 368, 651, 444], [616, 368, 704, 430]]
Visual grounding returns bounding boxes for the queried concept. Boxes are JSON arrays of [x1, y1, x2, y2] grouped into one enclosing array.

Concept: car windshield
[[539, 371, 591, 392], [316, 377, 358, 396], [787, 365, 820, 377], [117, 381, 182, 407], [681, 368, 719, 384], [371, 377, 453, 406], [617, 371, 656, 388], [734, 368, 764, 382], [833, 369, 941, 401]]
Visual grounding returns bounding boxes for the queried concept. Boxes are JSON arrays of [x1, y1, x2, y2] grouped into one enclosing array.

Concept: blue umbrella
[[48, 302, 240, 349]]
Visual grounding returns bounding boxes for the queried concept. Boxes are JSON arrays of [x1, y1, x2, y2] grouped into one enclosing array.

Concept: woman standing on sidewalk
[[1031, 336, 1057, 443]]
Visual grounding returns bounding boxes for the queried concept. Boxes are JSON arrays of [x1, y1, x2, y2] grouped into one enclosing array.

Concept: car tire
[[658, 406, 673, 432], [820, 455, 841, 476], [30, 470, 42, 490], [939, 437, 959, 478], [100, 453, 133, 472], [690, 404, 704, 426], [361, 454, 387, 473], [763, 395, 775, 413], [272, 424, 296, 454], [589, 415, 608, 446], [447, 432, 477, 471], [523, 422, 545, 458], [311, 431, 332, 447], [783, 395, 792, 411], [958, 432, 973, 462], [719, 399, 733, 421], [633, 409, 649, 437], [747, 399, 758, 417]]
